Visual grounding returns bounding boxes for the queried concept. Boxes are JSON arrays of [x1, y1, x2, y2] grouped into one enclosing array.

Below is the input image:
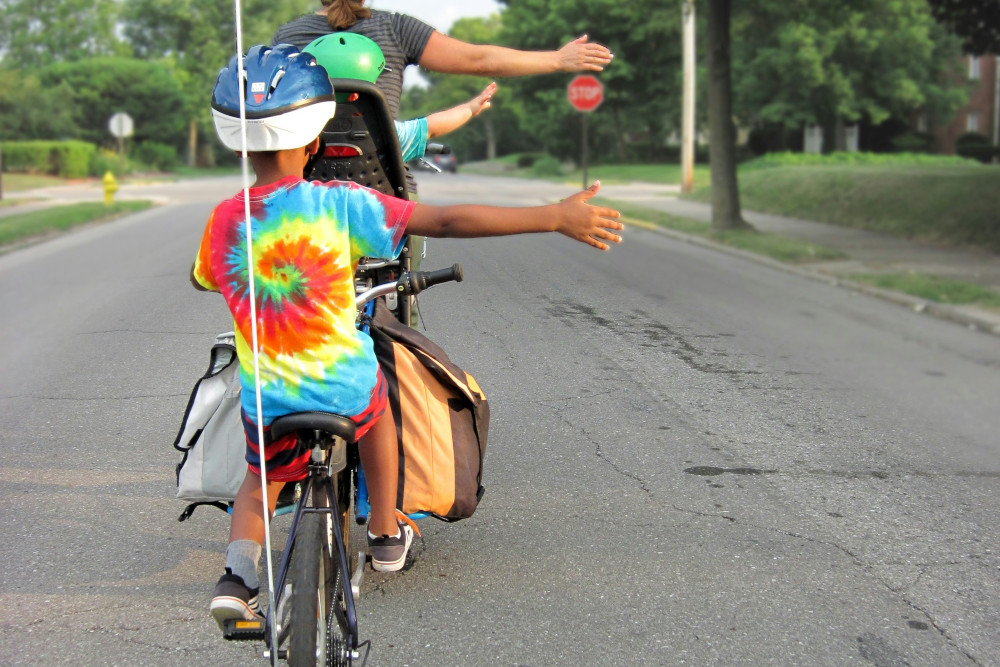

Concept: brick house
[[921, 54, 999, 154]]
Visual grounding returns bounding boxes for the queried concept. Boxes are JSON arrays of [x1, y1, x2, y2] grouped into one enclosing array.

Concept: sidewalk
[[596, 181, 1000, 337]]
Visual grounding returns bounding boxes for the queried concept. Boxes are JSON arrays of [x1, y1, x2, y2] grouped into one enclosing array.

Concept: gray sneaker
[[368, 521, 414, 572]]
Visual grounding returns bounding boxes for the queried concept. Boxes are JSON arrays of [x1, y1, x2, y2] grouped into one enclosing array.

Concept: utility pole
[[681, 0, 696, 193]]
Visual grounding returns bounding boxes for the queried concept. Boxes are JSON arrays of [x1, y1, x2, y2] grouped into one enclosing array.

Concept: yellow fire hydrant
[[102, 171, 118, 205]]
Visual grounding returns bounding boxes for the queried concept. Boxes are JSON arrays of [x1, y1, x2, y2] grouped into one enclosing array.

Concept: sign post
[[567, 75, 604, 189], [108, 112, 134, 157]]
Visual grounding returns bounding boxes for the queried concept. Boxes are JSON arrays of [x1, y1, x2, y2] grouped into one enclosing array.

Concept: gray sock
[[225, 539, 262, 590]]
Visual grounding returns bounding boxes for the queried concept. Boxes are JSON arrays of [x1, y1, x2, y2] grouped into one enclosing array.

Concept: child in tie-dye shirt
[[198, 43, 623, 629]]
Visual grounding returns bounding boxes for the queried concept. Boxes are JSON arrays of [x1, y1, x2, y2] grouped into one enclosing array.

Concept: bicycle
[[221, 263, 463, 665]]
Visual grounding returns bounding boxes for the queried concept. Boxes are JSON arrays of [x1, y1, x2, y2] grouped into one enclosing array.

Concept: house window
[[967, 112, 980, 133], [969, 55, 980, 80]]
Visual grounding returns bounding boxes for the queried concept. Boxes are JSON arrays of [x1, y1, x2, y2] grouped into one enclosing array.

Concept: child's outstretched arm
[[426, 82, 497, 139], [406, 181, 623, 251]]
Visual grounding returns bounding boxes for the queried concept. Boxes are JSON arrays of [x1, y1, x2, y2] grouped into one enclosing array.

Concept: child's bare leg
[[230, 471, 284, 543], [358, 406, 399, 537]]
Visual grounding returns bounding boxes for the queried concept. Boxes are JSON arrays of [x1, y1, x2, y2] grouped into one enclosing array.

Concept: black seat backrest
[[305, 78, 408, 201]]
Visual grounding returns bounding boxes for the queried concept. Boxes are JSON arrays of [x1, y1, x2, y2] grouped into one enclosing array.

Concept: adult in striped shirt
[[273, 0, 614, 121]]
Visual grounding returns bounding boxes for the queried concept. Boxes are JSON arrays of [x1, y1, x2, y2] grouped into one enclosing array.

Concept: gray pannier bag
[[173, 332, 247, 521]]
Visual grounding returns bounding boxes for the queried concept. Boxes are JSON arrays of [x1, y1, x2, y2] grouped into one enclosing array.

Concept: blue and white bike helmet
[[211, 44, 337, 152]]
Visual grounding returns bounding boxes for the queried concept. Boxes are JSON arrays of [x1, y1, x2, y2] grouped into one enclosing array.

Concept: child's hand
[[468, 82, 497, 117], [555, 181, 623, 251]]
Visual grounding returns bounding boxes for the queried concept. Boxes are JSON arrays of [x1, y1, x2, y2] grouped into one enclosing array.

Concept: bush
[[132, 142, 179, 171], [741, 151, 976, 170], [956, 143, 1000, 163], [91, 149, 133, 177], [516, 153, 545, 168], [955, 131, 990, 147], [530, 155, 564, 178], [890, 132, 933, 153], [0, 140, 97, 178]]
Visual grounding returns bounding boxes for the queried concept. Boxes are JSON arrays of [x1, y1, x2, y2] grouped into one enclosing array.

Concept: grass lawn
[[595, 196, 846, 264], [0, 200, 154, 248], [850, 272, 1000, 310], [687, 163, 1000, 251], [461, 154, 711, 187], [2, 172, 68, 193]]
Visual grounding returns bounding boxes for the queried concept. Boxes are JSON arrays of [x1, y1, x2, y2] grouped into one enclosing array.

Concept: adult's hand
[[557, 35, 614, 72]]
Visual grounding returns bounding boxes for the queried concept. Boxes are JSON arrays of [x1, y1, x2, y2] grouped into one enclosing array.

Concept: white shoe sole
[[370, 527, 414, 572], [210, 597, 259, 630]]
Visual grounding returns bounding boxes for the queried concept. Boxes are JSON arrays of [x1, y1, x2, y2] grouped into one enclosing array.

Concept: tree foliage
[[0, 0, 123, 68], [928, 0, 1000, 54], [38, 58, 187, 148], [0, 70, 78, 140], [731, 0, 967, 139], [497, 0, 682, 163]]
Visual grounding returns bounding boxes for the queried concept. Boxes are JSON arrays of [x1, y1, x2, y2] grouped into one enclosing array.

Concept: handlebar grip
[[398, 264, 463, 296]]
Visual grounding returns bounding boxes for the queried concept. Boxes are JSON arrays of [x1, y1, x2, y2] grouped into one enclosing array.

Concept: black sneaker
[[368, 520, 414, 572], [210, 569, 262, 630]]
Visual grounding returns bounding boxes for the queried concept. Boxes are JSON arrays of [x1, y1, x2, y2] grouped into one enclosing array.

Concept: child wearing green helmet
[[303, 32, 496, 164]]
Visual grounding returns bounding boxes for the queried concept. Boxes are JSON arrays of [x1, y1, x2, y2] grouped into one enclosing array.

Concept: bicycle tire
[[287, 512, 330, 666], [327, 471, 354, 667]]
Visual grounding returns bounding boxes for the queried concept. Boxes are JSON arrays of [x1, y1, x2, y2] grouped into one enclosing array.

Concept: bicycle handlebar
[[355, 263, 463, 308]]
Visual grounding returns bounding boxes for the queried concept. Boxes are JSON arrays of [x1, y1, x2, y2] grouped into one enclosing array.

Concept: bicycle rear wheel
[[286, 502, 355, 665], [287, 512, 329, 666]]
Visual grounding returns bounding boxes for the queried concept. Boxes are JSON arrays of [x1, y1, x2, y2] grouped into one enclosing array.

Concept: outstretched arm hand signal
[[405, 181, 623, 251]]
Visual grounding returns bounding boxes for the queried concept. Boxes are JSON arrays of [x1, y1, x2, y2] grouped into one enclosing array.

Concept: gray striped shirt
[[272, 10, 434, 118]]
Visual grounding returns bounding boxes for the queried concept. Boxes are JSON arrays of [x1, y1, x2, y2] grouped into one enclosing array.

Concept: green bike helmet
[[303, 32, 386, 83]]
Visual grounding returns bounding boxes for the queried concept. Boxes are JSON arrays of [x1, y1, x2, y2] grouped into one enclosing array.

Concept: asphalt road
[[1, 173, 998, 666]]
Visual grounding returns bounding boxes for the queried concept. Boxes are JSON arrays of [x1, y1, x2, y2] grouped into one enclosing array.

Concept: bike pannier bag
[[173, 333, 247, 517], [367, 301, 489, 521]]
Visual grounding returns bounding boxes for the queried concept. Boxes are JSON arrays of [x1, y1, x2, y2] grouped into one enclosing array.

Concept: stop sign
[[567, 75, 604, 112]]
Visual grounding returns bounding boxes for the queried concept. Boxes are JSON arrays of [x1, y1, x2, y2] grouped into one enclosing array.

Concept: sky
[[366, 0, 504, 87]]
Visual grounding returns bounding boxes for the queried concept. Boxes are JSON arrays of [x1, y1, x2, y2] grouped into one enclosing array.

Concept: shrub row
[[741, 151, 977, 170], [1, 140, 180, 177], [1, 140, 96, 178]]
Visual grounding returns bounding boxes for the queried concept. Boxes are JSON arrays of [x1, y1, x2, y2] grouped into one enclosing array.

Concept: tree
[[39, 58, 187, 148], [119, 0, 309, 165], [706, 0, 749, 230], [732, 0, 966, 150], [497, 0, 682, 163], [0, 0, 124, 68], [928, 0, 1000, 54], [0, 70, 78, 140]]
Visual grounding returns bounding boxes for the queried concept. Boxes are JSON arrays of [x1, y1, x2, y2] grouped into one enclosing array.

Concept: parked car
[[408, 143, 458, 173]]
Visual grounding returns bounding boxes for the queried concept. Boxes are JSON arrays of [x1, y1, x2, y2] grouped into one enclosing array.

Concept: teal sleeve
[[395, 117, 429, 163]]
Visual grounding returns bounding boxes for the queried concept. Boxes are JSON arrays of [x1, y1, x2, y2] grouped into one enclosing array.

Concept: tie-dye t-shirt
[[193, 175, 414, 425]]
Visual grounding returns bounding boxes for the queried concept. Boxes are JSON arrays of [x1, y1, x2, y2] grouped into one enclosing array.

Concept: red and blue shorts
[[242, 369, 388, 483]]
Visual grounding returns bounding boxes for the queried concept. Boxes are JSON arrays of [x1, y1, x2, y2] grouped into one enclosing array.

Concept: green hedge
[[742, 151, 976, 170], [1, 140, 97, 178]]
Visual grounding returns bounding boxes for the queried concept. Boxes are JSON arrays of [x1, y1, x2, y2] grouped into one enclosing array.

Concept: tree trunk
[[707, 0, 751, 230], [188, 119, 197, 168], [484, 117, 497, 161], [833, 117, 847, 152]]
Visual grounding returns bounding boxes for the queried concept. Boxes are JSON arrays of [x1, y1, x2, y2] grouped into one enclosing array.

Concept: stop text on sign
[[567, 75, 604, 112]]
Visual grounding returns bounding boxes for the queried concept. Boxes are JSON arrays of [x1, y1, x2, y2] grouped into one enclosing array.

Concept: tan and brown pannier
[[367, 301, 489, 521]]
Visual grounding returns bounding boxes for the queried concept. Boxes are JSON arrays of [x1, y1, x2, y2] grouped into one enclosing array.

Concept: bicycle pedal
[[222, 617, 267, 641]]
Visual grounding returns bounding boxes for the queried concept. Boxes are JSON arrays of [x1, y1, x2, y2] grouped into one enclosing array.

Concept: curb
[[620, 215, 1000, 339]]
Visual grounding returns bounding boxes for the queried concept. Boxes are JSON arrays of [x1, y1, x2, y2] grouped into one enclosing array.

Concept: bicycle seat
[[269, 411, 357, 443]]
